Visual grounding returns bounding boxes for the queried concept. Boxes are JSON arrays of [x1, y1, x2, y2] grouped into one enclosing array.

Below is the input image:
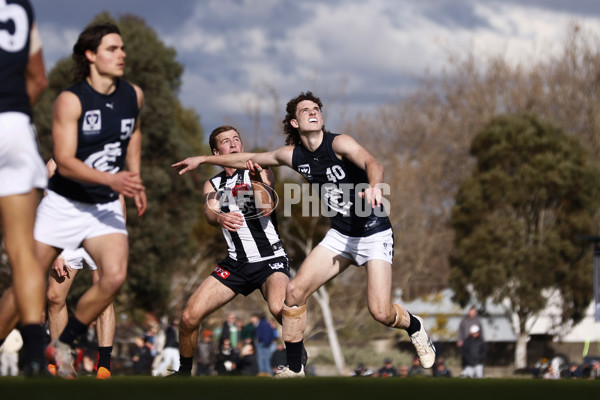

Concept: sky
[[31, 0, 600, 140]]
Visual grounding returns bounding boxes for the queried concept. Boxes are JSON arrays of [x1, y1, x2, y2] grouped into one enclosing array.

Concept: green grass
[[0, 376, 598, 400]]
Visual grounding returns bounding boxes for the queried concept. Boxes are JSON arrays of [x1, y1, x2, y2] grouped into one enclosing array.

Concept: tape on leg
[[391, 303, 410, 329], [282, 304, 306, 342]]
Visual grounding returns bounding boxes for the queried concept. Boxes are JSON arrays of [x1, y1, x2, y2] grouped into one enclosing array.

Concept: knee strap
[[391, 303, 410, 329], [282, 304, 306, 342]]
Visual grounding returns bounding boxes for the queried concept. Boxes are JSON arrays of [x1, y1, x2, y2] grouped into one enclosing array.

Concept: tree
[[28, 13, 209, 316], [449, 114, 600, 369]]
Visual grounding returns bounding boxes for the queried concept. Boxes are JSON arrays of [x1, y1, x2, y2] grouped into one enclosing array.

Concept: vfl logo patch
[[269, 262, 285, 270], [214, 266, 230, 279], [298, 164, 311, 179], [82, 110, 101, 134]]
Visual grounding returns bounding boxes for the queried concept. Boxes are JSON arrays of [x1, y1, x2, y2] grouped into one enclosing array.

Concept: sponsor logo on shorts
[[214, 266, 230, 279], [269, 262, 285, 270]]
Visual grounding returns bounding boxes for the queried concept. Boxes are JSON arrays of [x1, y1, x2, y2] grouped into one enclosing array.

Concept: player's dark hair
[[282, 91, 325, 146], [72, 23, 121, 82], [209, 125, 241, 153]]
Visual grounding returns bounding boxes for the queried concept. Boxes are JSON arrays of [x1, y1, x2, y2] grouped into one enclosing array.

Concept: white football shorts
[[318, 228, 394, 266], [60, 247, 98, 271], [34, 190, 127, 250], [0, 112, 47, 197]]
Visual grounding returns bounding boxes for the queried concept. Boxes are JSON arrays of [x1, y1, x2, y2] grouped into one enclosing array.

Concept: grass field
[[0, 376, 598, 400]]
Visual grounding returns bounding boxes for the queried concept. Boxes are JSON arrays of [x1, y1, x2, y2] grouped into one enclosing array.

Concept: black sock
[[406, 314, 421, 336], [97, 346, 113, 370], [179, 356, 193, 373], [20, 324, 46, 363], [285, 340, 303, 373], [58, 316, 87, 345]]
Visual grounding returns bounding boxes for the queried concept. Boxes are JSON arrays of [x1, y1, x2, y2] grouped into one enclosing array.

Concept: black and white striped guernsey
[[209, 169, 286, 263]]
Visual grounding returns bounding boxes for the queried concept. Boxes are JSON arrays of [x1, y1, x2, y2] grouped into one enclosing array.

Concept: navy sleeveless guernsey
[[0, 0, 35, 116], [48, 79, 139, 203], [292, 132, 391, 237]]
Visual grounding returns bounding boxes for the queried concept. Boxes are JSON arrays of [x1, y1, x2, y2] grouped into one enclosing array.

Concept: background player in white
[[172, 92, 436, 378], [168, 126, 292, 377], [0, 0, 48, 376]]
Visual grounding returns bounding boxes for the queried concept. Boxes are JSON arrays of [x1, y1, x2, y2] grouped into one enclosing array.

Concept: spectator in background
[[433, 358, 452, 378], [543, 364, 560, 380], [564, 362, 582, 379], [399, 364, 409, 377], [215, 337, 239, 376], [377, 357, 399, 377], [241, 314, 258, 345], [408, 356, 427, 377], [153, 318, 180, 376], [351, 363, 374, 377], [220, 313, 240, 350], [461, 324, 486, 378], [590, 360, 600, 379], [0, 328, 23, 376], [255, 313, 275, 375], [237, 342, 258, 376], [194, 330, 216, 376], [457, 306, 484, 348], [132, 335, 155, 375]]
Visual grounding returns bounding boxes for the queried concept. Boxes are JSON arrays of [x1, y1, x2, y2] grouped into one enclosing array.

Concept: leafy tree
[[449, 114, 600, 369], [28, 13, 209, 316]]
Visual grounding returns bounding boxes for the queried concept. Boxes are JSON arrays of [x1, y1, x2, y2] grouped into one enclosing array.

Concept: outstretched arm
[[172, 146, 294, 175]]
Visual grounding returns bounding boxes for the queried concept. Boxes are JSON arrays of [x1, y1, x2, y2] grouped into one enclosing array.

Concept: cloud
[[33, 0, 600, 134]]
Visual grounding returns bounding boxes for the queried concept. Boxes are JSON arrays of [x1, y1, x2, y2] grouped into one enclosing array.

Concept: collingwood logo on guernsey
[[82, 110, 102, 134]]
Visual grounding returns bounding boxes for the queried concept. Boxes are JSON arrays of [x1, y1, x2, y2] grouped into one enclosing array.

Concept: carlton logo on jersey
[[84, 142, 122, 173], [0, 2, 28, 52], [82, 110, 102, 134]]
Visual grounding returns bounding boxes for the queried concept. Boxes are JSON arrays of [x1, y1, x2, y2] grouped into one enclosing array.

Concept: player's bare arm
[[202, 180, 244, 232], [125, 84, 147, 216], [332, 134, 385, 208], [24, 23, 47, 105], [172, 146, 295, 175]]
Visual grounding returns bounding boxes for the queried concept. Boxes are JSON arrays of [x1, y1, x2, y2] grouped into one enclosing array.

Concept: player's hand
[[109, 171, 145, 198], [217, 211, 244, 232], [358, 185, 382, 208], [172, 156, 204, 175], [134, 189, 147, 217], [51, 256, 71, 279], [246, 159, 265, 181]]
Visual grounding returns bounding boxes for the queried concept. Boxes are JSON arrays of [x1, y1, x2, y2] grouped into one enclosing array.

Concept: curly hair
[[282, 91, 325, 146], [72, 23, 121, 83]]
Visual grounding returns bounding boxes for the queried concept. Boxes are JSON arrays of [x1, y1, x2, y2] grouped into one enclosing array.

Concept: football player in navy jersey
[[0, 0, 48, 376], [2, 22, 145, 379], [173, 92, 436, 378], [168, 126, 291, 377]]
